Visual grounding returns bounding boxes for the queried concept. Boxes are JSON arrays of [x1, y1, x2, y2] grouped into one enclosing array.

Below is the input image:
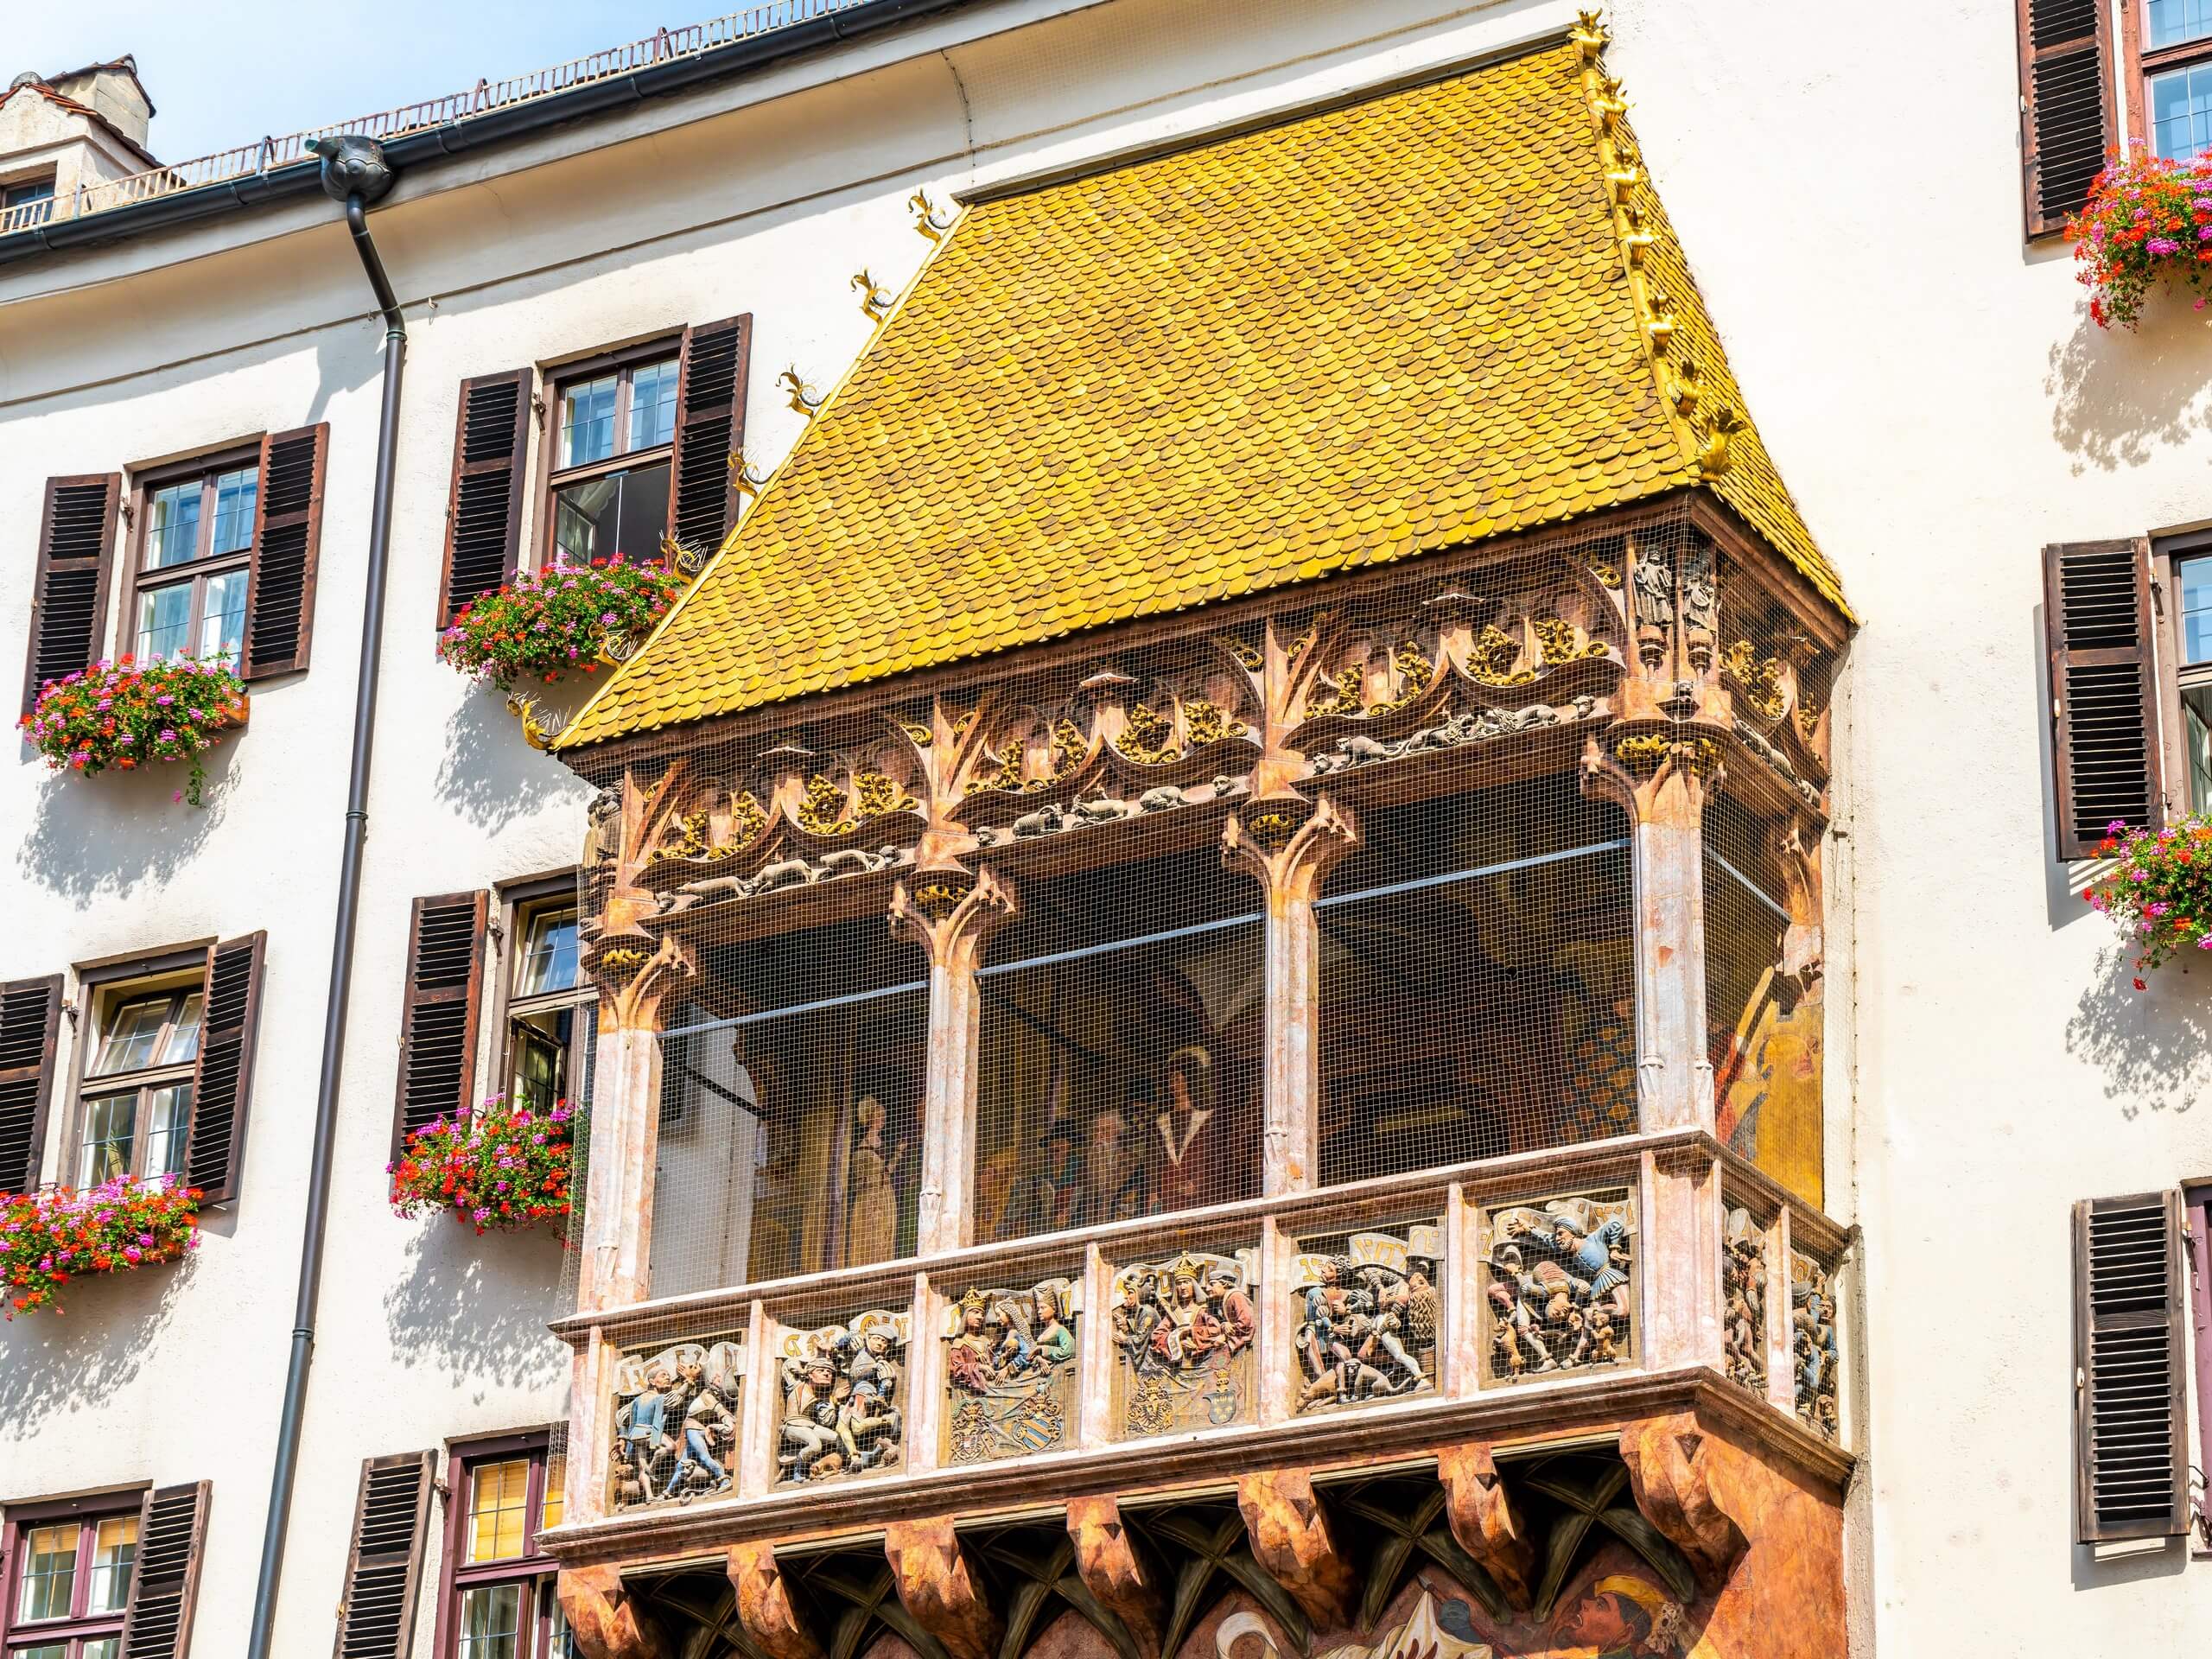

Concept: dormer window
[[0, 174, 56, 231]]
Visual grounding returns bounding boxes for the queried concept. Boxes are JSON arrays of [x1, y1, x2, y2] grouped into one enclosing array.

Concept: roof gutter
[[0, 0, 981, 268]]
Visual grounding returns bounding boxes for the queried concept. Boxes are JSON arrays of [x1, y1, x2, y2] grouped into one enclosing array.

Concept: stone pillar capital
[[889, 865, 1018, 972], [1222, 791, 1360, 902]]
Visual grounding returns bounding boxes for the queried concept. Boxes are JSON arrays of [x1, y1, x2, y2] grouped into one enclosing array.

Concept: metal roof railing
[[71, 1, 862, 220]]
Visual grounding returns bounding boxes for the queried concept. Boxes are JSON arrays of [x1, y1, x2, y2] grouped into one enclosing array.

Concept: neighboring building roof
[[0, 77, 161, 169], [556, 37, 1843, 752]]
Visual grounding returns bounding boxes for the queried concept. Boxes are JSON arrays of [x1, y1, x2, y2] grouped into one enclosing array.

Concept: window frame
[[120, 441, 264, 670], [2138, 0, 2212, 159], [495, 873, 590, 1116], [431, 1432, 570, 1659], [536, 336, 683, 572], [2186, 1181, 2212, 1548], [61, 950, 209, 1195], [0, 173, 58, 232], [2152, 528, 2212, 817], [0, 1487, 149, 1658]]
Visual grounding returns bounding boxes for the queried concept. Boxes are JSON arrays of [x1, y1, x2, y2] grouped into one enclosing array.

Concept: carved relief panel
[[1790, 1249, 1840, 1443], [1482, 1189, 1637, 1382], [776, 1308, 910, 1484], [1721, 1206, 1767, 1397], [1108, 1247, 1259, 1438], [940, 1275, 1082, 1465], [607, 1335, 746, 1512], [1290, 1223, 1443, 1414]]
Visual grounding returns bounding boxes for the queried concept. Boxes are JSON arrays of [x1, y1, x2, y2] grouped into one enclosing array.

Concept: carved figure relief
[[1109, 1249, 1258, 1437], [776, 1309, 909, 1484], [1484, 1191, 1637, 1382], [941, 1278, 1080, 1464], [1790, 1251, 1840, 1443], [1721, 1207, 1767, 1396], [1291, 1224, 1443, 1414], [607, 1337, 745, 1512]]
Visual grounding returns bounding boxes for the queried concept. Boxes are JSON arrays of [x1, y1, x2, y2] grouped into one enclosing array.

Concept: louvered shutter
[[439, 369, 534, 626], [186, 932, 264, 1206], [243, 423, 328, 679], [666, 315, 751, 559], [22, 473, 119, 715], [2074, 1191, 2190, 1541], [0, 974, 61, 1192], [2044, 540, 2164, 859], [393, 892, 488, 1157], [334, 1452, 435, 1658], [2018, 0, 2113, 237], [118, 1480, 211, 1659]]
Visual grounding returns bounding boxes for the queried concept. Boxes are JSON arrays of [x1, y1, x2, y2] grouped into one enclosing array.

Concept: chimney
[[46, 55, 153, 151]]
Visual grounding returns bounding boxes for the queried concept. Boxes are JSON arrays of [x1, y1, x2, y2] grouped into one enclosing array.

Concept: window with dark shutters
[[0, 975, 61, 1192], [440, 370, 535, 626], [118, 1480, 211, 1659], [335, 1452, 436, 1658], [2044, 539, 2164, 859], [22, 473, 119, 715], [394, 893, 489, 1156], [243, 423, 328, 679], [2074, 1191, 2190, 1541], [668, 314, 751, 557], [187, 932, 265, 1205], [2017, 0, 2115, 237]]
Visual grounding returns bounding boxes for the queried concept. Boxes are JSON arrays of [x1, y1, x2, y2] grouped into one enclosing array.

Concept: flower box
[[436, 555, 688, 692], [389, 1094, 575, 1237], [1, 1177, 200, 1318], [2070, 147, 2212, 329], [18, 655, 248, 806], [2084, 816, 2212, 985]]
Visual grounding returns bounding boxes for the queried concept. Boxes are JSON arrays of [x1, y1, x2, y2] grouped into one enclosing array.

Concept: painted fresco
[[1109, 1249, 1259, 1437], [1291, 1224, 1442, 1414], [776, 1307, 909, 1483], [607, 1336, 745, 1511], [1483, 1191, 1636, 1382], [1713, 971, 1823, 1211], [1790, 1251, 1840, 1442], [940, 1278, 1081, 1464]]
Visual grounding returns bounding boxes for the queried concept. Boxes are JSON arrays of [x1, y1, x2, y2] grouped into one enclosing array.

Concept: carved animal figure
[[754, 857, 817, 892], [1136, 785, 1187, 812], [1071, 794, 1139, 825], [1012, 804, 1067, 838], [817, 846, 893, 877]]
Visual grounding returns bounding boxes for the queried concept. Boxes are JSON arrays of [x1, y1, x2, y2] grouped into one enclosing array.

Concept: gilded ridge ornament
[[910, 188, 957, 241], [1571, 7, 1611, 64], [779, 365, 824, 416], [852, 268, 895, 323]]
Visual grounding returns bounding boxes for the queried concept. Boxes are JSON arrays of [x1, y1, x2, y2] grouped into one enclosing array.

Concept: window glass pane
[[95, 997, 173, 1074], [518, 907, 581, 996], [143, 1084, 193, 1183], [559, 373, 619, 468], [79, 1093, 138, 1187], [457, 1582, 523, 1659], [87, 1512, 138, 1612], [468, 1458, 532, 1562], [3, 177, 56, 208], [546, 1586, 574, 1659], [627, 357, 681, 451], [209, 467, 258, 555], [137, 580, 194, 661], [510, 1008, 574, 1114], [83, 1641, 123, 1659], [16, 1645, 70, 1659], [198, 568, 249, 664], [2150, 0, 2212, 49], [146, 481, 202, 569], [17, 1522, 76, 1620], [540, 1451, 565, 1533], [158, 993, 206, 1066], [551, 462, 671, 567], [2152, 62, 2212, 160], [2187, 684, 2212, 814], [2178, 556, 2212, 664]]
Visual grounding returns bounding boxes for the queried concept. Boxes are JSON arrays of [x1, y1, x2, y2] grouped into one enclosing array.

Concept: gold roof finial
[[1670, 355, 1706, 419], [910, 188, 957, 242], [1572, 8, 1611, 64], [1696, 406, 1747, 479], [852, 268, 894, 323], [779, 365, 823, 416]]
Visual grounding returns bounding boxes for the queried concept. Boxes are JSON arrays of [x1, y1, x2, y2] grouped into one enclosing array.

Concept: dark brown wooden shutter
[[186, 931, 265, 1206], [118, 1480, 211, 1659], [666, 315, 750, 558], [2044, 539, 2164, 859], [439, 369, 534, 626], [334, 1451, 435, 1659], [2074, 1191, 2190, 1541], [22, 473, 119, 715], [393, 892, 487, 1156], [243, 423, 328, 679], [2018, 0, 2113, 237], [0, 974, 61, 1192]]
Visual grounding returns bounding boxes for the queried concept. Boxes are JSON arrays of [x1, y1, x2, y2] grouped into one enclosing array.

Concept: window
[[1, 175, 56, 231], [503, 890, 591, 1114], [77, 981, 201, 1187], [0, 1503, 138, 1654], [437, 1438, 570, 1659], [545, 346, 680, 568], [2145, 0, 2212, 157]]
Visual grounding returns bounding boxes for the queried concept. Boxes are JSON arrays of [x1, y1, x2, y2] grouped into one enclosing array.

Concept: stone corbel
[[1235, 1469, 1355, 1634], [1067, 1495, 1166, 1659], [728, 1541, 827, 1659], [558, 1566, 672, 1659], [1435, 1445, 1537, 1613], [884, 1517, 1005, 1659], [1617, 1415, 1747, 1591]]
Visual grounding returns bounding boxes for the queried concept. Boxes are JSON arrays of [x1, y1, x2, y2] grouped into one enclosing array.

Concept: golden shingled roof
[[556, 37, 1841, 751]]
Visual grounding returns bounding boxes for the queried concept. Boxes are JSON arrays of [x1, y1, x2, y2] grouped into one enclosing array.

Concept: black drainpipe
[[246, 136, 405, 1659]]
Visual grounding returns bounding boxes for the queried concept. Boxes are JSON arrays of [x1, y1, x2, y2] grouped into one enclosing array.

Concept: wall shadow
[[432, 687, 586, 832], [15, 747, 237, 910], [2045, 302, 2212, 474], [381, 1216, 569, 1401], [0, 1255, 188, 1439], [2063, 938, 2212, 1117]]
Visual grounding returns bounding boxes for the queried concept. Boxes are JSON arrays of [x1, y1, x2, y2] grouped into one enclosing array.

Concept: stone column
[[1221, 793, 1358, 1195], [891, 868, 1016, 1255]]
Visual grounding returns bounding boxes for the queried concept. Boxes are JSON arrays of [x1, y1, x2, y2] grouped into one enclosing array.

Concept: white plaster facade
[[0, 0, 2206, 1653]]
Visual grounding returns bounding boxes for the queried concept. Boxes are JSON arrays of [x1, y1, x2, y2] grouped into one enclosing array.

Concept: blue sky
[[14, 1, 694, 163]]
